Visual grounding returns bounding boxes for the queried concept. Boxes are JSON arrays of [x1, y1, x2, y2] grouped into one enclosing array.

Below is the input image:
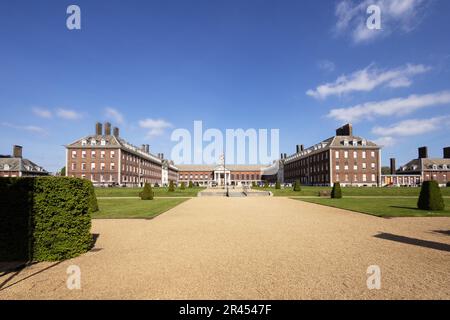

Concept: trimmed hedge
[[331, 182, 342, 199], [140, 183, 154, 200], [293, 180, 301, 192], [417, 180, 445, 211], [0, 177, 94, 262]]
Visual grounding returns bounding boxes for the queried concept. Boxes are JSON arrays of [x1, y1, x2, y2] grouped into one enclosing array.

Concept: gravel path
[[1, 197, 449, 299]]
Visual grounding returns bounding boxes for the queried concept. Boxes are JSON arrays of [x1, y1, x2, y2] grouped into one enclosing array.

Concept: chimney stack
[[336, 123, 353, 136], [113, 127, 119, 137], [296, 144, 304, 153], [444, 147, 450, 159], [95, 122, 103, 135], [141, 144, 146, 152], [145, 144, 150, 153], [104, 122, 112, 136], [283, 153, 287, 159], [390, 158, 396, 175], [418, 146, 428, 159], [13, 145, 23, 158], [160, 153, 164, 160]]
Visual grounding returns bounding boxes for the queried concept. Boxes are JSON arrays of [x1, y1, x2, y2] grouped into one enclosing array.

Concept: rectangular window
[[336, 165, 340, 171], [362, 151, 366, 159], [371, 174, 376, 182], [344, 151, 348, 159], [111, 151, 115, 158], [362, 163, 367, 169], [353, 151, 357, 159], [82, 151, 86, 159], [82, 163, 86, 170], [362, 174, 367, 182], [91, 163, 96, 170], [91, 151, 96, 158], [371, 163, 376, 169], [335, 151, 339, 159], [101, 151, 105, 159], [371, 151, 375, 157], [71, 151, 77, 159]]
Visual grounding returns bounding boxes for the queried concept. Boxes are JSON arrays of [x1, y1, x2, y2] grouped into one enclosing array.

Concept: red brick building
[[0, 145, 49, 177], [66, 122, 173, 186], [283, 124, 382, 186], [389, 146, 450, 187], [177, 164, 269, 187]]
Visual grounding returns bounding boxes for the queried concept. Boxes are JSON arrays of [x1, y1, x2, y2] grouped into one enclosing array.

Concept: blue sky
[[1, 0, 450, 172]]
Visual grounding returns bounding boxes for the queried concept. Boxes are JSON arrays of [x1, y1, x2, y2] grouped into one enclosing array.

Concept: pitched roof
[[0, 157, 48, 174], [66, 134, 162, 164]]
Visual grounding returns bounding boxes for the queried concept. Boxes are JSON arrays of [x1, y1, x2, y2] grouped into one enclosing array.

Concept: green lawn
[[297, 197, 450, 217], [255, 186, 450, 197], [94, 198, 189, 219], [95, 186, 205, 198]]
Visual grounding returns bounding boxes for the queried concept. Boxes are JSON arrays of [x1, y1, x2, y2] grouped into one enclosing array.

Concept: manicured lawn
[[297, 197, 450, 217], [94, 198, 189, 219], [95, 187, 205, 198], [255, 186, 450, 197]]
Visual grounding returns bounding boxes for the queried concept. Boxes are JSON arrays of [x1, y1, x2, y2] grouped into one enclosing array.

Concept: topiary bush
[[447, 181, 450, 187], [188, 181, 193, 188], [0, 177, 93, 262], [417, 180, 445, 211], [140, 183, 154, 200], [331, 182, 342, 199], [264, 180, 269, 188], [275, 181, 281, 189], [154, 182, 160, 188], [180, 182, 186, 190], [293, 180, 301, 192], [168, 181, 175, 192]]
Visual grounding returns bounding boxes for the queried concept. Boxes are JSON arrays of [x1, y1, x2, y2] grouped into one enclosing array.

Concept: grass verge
[[93, 198, 189, 219], [95, 187, 205, 198], [297, 197, 450, 217]]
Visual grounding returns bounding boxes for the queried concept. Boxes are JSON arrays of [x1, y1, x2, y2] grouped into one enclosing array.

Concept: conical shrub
[[140, 183, 154, 200], [293, 180, 301, 192], [331, 182, 342, 199], [417, 180, 444, 211]]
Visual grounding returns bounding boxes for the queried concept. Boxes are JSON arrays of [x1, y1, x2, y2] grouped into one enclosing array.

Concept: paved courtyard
[[1, 197, 450, 299]]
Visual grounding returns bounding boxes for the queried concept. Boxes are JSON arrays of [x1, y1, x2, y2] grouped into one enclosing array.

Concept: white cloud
[[307, 63, 430, 99], [372, 116, 450, 136], [32, 107, 52, 118], [56, 108, 82, 120], [371, 115, 450, 148], [317, 60, 336, 72], [139, 118, 173, 138], [2, 122, 48, 135], [105, 107, 124, 124], [373, 136, 397, 147], [334, 0, 429, 44], [327, 91, 450, 123]]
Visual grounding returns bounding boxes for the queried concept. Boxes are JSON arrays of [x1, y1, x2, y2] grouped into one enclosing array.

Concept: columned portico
[[214, 166, 230, 186]]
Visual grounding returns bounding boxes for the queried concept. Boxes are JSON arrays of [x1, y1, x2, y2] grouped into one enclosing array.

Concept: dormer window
[[343, 140, 349, 146], [101, 139, 106, 146], [432, 164, 438, 170], [362, 139, 367, 146], [353, 139, 358, 146], [90, 139, 96, 146], [81, 139, 87, 146], [4, 164, 10, 170], [443, 164, 448, 170]]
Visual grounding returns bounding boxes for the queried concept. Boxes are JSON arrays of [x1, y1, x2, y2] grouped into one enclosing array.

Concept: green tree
[[188, 181, 194, 188], [264, 180, 269, 188], [293, 180, 301, 192], [140, 183, 154, 200], [331, 182, 342, 199], [180, 182, 186, 190], [168, 181, 175, 192], [275, 181, 281, 189], [417, 180, 444, 211], [60, 166, 66, 176]]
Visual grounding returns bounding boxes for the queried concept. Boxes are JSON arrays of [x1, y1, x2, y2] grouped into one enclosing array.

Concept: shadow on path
[[374, 232, 450, 253]]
